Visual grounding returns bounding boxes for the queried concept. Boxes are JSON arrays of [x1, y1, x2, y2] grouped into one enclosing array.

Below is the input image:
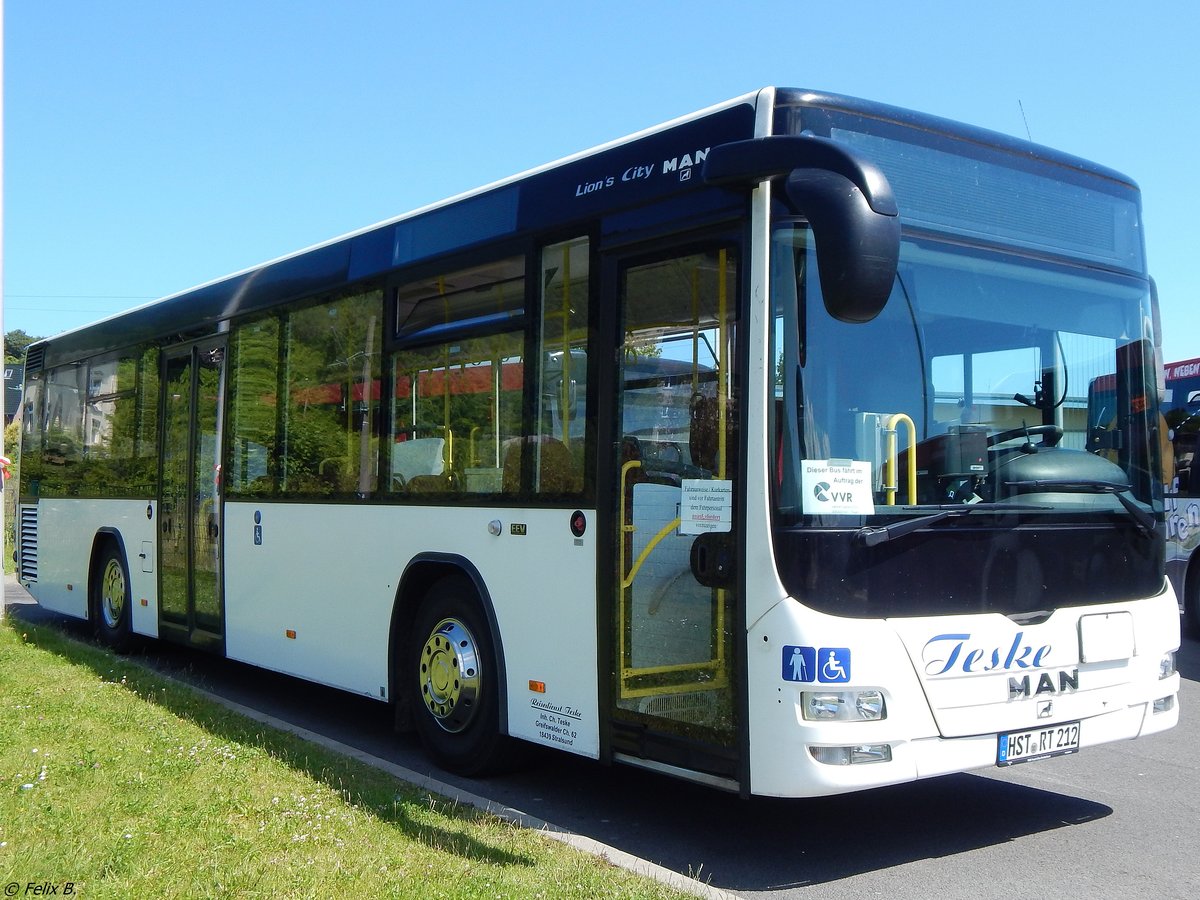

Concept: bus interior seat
[[621, 434, 687, 487], [537, 437, 578, 493], [406, 473, 452, 493], [392, 437, 446, 483], [502, 435, 579, 493]]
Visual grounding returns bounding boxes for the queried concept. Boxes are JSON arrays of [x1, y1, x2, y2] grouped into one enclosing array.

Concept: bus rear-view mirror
[[704, 134, 900, 323]]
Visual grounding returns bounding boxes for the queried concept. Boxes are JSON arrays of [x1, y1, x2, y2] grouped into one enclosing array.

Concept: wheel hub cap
[[418, 618, 481, 733], [100, 559, 126, 629]]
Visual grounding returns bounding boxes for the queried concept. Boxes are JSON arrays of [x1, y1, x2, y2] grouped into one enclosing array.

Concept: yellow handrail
[[884, 413, 917, 506], [618, 461, 684, 590], [623, 518, 682, 590]]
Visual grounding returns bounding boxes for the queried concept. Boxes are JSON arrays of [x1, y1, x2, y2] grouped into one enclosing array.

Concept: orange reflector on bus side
[[529, 680, 546, 693], [285, 629, 297, 640]]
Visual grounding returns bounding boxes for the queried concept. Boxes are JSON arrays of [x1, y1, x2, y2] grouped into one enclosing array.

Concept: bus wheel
[[409, 576, 512, 775], [92, 544, 137, 653]]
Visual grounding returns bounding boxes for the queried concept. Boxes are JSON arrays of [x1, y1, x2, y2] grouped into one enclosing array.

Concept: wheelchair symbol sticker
[[782, 646, 851, 683], [818, 648, 851, 683]]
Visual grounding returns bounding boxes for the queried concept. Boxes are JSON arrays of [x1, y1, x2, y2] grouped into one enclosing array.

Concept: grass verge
[[0, 616, 688, 899]]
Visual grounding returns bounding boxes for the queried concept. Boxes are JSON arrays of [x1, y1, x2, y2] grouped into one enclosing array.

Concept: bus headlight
[[1159, 651, 1177, 680], [810, 744, 893, 765], [802, 689, 886, 721]]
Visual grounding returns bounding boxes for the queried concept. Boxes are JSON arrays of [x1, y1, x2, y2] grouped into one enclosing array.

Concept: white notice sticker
[[801, 460, 876, 515], [680, 479, 733, 534]]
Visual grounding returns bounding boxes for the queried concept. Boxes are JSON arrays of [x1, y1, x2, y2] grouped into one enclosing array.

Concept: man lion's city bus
[[16, 88, 1180, 797]]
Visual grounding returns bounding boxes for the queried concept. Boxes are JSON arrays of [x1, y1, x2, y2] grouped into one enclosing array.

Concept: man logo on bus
[[662, 148, 709, 182]]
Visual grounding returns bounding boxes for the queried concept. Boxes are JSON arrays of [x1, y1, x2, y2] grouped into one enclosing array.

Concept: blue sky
[[4, 1, 1198, 362]]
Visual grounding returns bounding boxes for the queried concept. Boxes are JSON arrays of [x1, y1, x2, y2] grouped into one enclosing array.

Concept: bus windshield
[[768, 225, 1161, 619], [772, 230, 1161, 528]]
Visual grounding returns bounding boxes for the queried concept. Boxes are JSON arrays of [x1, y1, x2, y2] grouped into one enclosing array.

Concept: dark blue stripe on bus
[[33, 100, 757, 368]]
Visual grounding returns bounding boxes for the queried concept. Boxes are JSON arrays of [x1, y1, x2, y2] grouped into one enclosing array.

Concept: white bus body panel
[[223, 502, 600, 759], [746, 587, 1180, 798], [23, 498, 160, 638], [887, 587, 1180, 738]]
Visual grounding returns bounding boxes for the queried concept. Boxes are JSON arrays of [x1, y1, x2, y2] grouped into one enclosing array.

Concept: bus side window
[[390, 256, 526, 497], [535, 237, 591, 496], [229, 316, 281, 496], [279, 288, 383, 498], [42, 364, 87, 496]]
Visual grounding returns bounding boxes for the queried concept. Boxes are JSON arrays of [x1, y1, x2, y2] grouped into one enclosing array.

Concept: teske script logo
[[921, 632, 1079, 700]]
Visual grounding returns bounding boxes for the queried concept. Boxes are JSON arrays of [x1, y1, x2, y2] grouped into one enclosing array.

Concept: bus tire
[[408, 575, 515, 775], [91, 543, 137, 654]]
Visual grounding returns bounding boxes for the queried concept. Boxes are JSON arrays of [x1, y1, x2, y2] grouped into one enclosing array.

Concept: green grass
[[0, 618, 690, 899]]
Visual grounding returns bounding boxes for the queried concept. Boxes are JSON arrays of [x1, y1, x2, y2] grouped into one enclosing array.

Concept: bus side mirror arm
[[703, 134, 901, 323]]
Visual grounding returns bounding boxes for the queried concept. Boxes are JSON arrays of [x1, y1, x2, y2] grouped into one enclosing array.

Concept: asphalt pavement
[[5, 575, 1197, 899]]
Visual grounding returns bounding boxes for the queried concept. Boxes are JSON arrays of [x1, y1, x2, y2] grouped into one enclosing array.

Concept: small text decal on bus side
[[573, 147, 711, 198]]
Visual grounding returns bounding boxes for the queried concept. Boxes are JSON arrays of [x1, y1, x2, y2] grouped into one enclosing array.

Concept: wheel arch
[[1184, 546, 1200, 639], [387, 553, 509, 733]]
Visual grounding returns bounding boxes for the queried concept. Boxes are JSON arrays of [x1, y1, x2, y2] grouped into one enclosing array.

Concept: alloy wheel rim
[[100, 559, 126, 629], [418, 617, 481, 733]]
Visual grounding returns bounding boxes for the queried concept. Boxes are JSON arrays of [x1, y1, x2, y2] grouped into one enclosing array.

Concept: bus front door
[[609, 244, 741, 782], [158, 339, 226, 651]]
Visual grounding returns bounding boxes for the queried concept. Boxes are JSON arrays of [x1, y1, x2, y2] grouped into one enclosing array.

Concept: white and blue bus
[[1163, 356, 1200, 635], [17, 88, 1179, 797], [1090, 354, 1200, 637]]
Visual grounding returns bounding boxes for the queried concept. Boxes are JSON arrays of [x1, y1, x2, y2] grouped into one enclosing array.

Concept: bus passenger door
[[607, 242, 741, 781], [159, 338, 226, 650]]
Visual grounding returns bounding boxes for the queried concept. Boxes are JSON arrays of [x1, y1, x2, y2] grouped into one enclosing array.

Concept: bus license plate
[[997, 721, 1080, 766]]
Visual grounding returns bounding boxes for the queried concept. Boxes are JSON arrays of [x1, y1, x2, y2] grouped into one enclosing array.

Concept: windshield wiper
[[857, 503, 1045, 547], [1004, 479, 1157, 538]]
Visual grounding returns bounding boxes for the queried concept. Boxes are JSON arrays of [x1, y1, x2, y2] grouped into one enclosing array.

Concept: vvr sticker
[[782, 646, 851, 683]]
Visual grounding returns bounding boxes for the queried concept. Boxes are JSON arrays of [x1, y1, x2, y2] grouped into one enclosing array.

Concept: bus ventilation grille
[[19, 505, 38, 582], [23, 347, 45, 375]]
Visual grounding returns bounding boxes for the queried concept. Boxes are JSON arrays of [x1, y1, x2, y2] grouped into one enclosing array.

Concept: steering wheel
[[986, 424, 1063, 448]]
